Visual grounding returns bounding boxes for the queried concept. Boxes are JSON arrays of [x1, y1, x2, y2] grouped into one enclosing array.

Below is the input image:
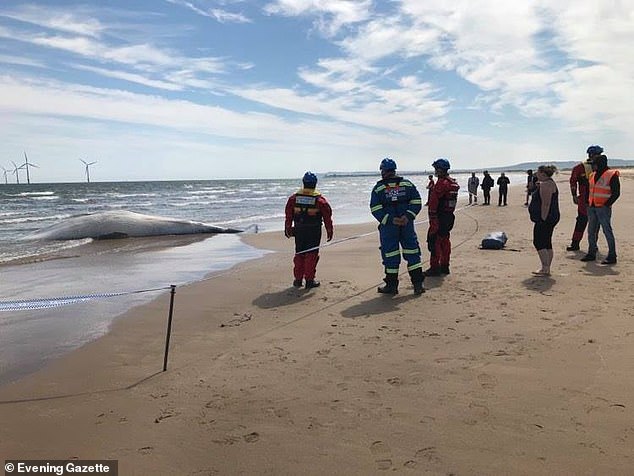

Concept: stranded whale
[[26, 210, 242, 241]]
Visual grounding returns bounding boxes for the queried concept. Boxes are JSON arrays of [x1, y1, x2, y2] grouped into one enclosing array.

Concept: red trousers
[[293, 251, 319, 280], [429, 235, 451, 268]]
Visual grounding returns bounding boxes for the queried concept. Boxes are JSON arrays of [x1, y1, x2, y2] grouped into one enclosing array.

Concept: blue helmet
[[380, 157, 397, 171], [586, 145, 604, 156], [302, 171, 318, 187], [432, 158, 450, 170]]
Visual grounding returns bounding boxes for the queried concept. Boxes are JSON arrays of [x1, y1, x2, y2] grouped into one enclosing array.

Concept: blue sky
[[0, 0, 632, 182]]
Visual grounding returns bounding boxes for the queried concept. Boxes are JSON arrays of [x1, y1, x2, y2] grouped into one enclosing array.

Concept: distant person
[[528, 165, 560, 276], [425, 174, 435, 206], [425, 158, 460, 276], [467, 172, 479, 204], [497, 172, 510, 206], [370, 158, 425, 295], [524, 169, 538, 206], [481, 171, 494, 205], [284, 172, 334, 289], [567, 145, 602, 251], [581, 154, 620, 264]]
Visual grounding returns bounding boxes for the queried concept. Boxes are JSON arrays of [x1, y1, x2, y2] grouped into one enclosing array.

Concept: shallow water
[[0, 234, 268, 385]]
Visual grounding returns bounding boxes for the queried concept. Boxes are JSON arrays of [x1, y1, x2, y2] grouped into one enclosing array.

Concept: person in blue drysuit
[[370, 157, 425, 295]]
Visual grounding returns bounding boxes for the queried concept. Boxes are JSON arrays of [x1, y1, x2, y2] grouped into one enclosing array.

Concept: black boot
[[439, 265, 450, 275], [293, 279, 303, 288], [601, 255, 617, 265], [305, 279, 321, 289], [377, 275, 399, 295], [424, 267, 441, 277], [409, 268, 425, 295], [566, 241, 580, 251], [580, 254, 596, 262]]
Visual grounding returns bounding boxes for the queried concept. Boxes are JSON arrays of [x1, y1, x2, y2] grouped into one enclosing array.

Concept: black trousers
[[483, 188, 491, 204], [498, 188, 508, 205]]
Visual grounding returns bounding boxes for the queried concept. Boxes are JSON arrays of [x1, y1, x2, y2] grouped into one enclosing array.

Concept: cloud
[[166, 0, 251, 23], [210, 9, 251, 23], [264, 0, 372, 36], [0, 4, 105, 37], [71, 64, 184, 91]]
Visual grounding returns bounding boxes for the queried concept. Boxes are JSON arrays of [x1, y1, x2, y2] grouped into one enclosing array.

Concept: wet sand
[[1, 172, 633, 475]]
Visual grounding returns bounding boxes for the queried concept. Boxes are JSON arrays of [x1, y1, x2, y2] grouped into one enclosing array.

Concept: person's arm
[[540, 182, 554, 221], [605, 174, 620, 207], [318, 197, 334, 240], [284, 196, 295, 237], [405, 181, 422, 222], [427, 182, 442, 234], [370, 184, 390, 225], [570, 164, 580, 201]]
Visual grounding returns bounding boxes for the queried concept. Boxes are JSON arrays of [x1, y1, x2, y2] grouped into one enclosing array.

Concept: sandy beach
[[1, 173, 633, 475]]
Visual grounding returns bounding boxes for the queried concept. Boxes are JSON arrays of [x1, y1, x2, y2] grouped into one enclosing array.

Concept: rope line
[[0, 286, 170, 312], [295, 201, 478, 255]]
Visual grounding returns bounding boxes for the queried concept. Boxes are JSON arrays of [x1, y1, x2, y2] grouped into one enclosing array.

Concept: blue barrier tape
[[0, 287, 170, 312]]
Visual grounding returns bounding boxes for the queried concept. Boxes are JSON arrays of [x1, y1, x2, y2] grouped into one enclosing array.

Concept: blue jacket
[[370, 176, 422, 226]]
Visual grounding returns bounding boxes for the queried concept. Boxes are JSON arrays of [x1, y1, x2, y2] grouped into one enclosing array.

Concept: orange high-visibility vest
[[589, 169, 619, 207]]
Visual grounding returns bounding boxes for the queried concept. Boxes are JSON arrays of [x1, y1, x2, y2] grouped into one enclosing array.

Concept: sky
[[0, 0, 632, 182]]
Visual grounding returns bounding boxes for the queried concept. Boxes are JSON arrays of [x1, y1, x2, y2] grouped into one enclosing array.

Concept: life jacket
[[583, 161, 593, 179], [589, 169, 619, 207], [383, 177, 407, 206], [438, 177, 460, 213], [293, 189, 323, 225]]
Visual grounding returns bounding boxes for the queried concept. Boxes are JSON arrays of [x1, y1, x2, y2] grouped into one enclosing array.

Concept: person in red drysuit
[[284, 172, 333, 289], [426, 158, 460, 276]]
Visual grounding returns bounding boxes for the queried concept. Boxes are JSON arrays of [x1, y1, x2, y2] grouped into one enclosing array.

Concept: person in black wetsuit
[[481, 171, 494, 205], [528, 164, 559, 276], [497, 172, 510, 206]]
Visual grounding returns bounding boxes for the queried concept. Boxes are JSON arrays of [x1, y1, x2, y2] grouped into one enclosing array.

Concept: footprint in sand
[[137, 446, 153, 455], [415, 446, 441, 464], [243, 432, 260, 443], [370, 440, 393, 470], [477, 373, 498, 390]]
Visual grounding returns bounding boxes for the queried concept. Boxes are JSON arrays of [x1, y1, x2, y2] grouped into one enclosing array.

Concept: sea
[[0, 172, 527, 385]]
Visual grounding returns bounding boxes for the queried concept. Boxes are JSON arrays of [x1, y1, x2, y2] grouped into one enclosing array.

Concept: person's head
[[428, 174, 433, 180], [527, 169, 533, 175], [379, 157, 397, 179], [302, 171, 318, 189], [484, 170, 489, 175], [586, 145, 604, 162], [593, 154, 608, 171], [431, 158, 450, 177], [471, 172, 476, 177], [536, 164, 557, 179], [501, 172, 506, 177]]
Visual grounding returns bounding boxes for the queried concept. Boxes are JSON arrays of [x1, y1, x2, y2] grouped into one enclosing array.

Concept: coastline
[[1, 175, 633, 474]]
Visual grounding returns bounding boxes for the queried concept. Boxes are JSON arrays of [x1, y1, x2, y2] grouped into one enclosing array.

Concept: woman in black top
[[528, 165, 559, 276]]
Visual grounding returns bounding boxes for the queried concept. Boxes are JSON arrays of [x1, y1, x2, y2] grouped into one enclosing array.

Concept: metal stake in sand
[[163, 284, 177, 372]]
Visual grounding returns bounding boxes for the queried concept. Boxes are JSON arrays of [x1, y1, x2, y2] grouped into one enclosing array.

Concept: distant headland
[[324, 158, 634, 177]]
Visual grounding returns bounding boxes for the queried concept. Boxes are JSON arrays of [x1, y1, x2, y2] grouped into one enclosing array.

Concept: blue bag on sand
[[481, 231, 508, 250]]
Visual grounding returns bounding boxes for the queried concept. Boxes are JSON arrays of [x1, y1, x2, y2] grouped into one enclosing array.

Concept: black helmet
[[380, 157, 397, 171], [586, 145, 604, 156], [302, 171, 318, 187], [432, 158, 450, 170]]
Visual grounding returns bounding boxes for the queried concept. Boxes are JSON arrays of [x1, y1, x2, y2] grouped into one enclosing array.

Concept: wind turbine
[[22, 151, 39, 184], [1, 166, 9, 184], [80, 158, 97, 183], [11, 161, 25, 184]]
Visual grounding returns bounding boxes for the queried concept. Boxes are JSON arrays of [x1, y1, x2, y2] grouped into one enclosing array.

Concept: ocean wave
[[0, 214, 71, 225]]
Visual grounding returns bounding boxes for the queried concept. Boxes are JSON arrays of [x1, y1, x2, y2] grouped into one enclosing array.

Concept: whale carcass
[[26, 211, 242, 241]]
